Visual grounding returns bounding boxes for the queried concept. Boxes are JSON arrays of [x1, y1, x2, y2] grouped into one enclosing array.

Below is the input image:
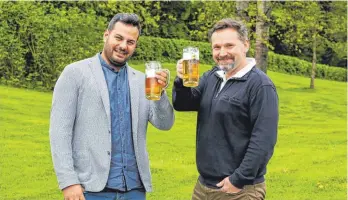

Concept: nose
[[119, 40, 127, 49], [219, 47, 227, 57]]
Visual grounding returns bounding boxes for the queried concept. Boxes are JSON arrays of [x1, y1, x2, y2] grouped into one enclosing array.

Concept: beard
[[109, 47, 131, 67], [217, 55, 237, 73], [110, 57, 127, 67], [218, 63, 236, 72], [218, 59, 237, 73]]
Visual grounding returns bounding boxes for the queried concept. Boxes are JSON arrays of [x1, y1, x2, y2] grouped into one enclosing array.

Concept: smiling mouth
[[114, 48, 128, 56], [218, 56, 234, 62], [115, 52, 125, 56], [218, 59, 234, 65]]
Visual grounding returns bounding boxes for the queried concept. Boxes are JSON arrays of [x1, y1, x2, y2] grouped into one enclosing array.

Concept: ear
[[244, 40, 250, 53], [103, 30, 109, 43]]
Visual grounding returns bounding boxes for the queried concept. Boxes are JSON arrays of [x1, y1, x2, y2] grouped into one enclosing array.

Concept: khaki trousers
[[191, 180, 266, 200]]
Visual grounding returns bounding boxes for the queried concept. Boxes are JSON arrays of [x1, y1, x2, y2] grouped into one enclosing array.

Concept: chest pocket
[[224, 95, 241, 105], [216, 94, 250, 132], [220, 95, 242, 107], [216, 94, 249, 120], [214, 94, 242, 117]]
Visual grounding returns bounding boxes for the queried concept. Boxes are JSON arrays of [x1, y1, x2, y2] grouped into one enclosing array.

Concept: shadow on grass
[[282, 87, 317, 93]]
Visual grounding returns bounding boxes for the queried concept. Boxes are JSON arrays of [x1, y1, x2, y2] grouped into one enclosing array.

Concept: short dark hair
[[107, 13, 141, 35], [208, 18, 248, 42]]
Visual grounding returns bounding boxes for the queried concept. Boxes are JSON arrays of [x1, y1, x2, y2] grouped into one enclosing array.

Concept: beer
[[145, 77, 162, 100], [182, 47, 199, 87], [144, 61, 169, 101], [183, 59, 199, 87]]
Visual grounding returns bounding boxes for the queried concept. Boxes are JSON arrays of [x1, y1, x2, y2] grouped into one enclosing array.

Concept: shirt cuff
[[229, 174, 245, 189]]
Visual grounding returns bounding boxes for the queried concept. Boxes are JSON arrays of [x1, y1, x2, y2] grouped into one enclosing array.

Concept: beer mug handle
[[162, 69, 170, 90]]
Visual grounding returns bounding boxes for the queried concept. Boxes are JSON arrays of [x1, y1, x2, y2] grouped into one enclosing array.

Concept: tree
[[321, 2, 347, 67], [189, 1, 237, 41], [255, 0, 272, 73], [235, 1, 259, 58], [236, 1, 249, 22], [273, 2, 325, 89]]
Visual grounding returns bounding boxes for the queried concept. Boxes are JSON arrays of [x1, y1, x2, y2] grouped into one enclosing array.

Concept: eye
[[213, 46, 221, 50], [115, 36, 123, 41], [127, 40, 136, 46], [225, 44, 234, 49]]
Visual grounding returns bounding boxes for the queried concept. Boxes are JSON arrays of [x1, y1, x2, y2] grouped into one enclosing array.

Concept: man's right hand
[[176, 59, 184, 79], [63, 184, 85, 200]]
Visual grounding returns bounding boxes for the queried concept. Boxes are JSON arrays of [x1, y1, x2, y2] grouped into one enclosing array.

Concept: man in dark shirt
[[172, 19, 279, 200]]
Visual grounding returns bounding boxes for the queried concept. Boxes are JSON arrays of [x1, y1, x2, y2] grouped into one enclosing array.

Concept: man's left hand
[[216, 177, 242, 194]]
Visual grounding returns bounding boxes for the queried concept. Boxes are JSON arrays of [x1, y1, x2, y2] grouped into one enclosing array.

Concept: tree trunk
[[236, 1, 249, 22], [255, 0, 271, 74], [310, 35, 317, 89]]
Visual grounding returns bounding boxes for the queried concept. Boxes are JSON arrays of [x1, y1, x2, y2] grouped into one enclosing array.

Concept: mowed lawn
[[0, 62, 346, 200]]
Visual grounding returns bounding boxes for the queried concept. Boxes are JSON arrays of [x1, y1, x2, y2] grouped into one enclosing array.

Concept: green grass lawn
[[0, 62, 346, 200]]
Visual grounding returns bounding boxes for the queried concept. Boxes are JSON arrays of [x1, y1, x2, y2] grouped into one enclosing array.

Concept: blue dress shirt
[[98, 54, 143, 191]]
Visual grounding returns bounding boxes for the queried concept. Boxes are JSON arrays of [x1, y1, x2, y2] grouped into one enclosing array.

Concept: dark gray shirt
[[173, 65, 278, 189]]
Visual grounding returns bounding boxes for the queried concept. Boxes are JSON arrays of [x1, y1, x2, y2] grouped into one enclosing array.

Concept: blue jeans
[[84, 189, 146, 200]]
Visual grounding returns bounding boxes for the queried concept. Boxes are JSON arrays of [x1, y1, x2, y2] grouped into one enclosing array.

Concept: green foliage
[[0, 1, 105, 90], [271, 1, 347, 67], [134, 36, 214, 65], [134, 37, 346, 82], [0, 1, 346, 91], [188, 1, 237, 41], [0, 2, 28, 87], [268, 52, 346, 82]]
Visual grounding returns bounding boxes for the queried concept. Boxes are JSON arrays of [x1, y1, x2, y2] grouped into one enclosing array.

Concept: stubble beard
[[109, 48, 131, 67], [218, 63, 236, 73]]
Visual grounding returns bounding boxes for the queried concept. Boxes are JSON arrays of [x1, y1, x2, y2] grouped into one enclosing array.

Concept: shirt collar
[[231, 57, 256, 78], [215, 57, 256, 80], [216, 70, 227, 82], [98, 53, 127, 73]]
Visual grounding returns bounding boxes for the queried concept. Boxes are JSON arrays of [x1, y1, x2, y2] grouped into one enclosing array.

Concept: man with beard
[[172, 19, 278, 200], [50, 13, 174, 200]]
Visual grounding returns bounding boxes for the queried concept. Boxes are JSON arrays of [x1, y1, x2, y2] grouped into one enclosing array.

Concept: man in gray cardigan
[[49, 13, 174, 200]]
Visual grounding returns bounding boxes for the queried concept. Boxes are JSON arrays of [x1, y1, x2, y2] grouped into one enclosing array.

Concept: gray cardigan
[[49, 54, 174, 192]]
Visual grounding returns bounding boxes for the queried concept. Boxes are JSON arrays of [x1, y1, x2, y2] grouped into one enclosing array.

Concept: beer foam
[[146, 69, 156, 77], [183, 52, 191, 60], [183, 50, 199, 60], [194, 51, 199, 60]]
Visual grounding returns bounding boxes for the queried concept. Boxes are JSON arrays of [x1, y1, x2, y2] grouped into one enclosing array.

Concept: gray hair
[[208, 18, 248, 42], [107, 13, 141, 35]]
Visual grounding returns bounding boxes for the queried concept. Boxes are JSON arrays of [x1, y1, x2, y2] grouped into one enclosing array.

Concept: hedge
[[0, 36, 346, 91], [134, 36, 347, 82], [268, 52, 346, 82], [134, 36, 214, 65]]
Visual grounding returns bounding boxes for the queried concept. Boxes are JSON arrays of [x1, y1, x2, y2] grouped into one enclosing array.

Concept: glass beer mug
[[183, 47, 199, 87], [145, 61, 170, 101]]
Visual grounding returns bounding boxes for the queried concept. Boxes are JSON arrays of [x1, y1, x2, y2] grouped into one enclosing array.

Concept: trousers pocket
[[225, 188, 244, 196]]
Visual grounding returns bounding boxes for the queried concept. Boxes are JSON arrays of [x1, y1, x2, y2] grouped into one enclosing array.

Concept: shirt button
[[108, 130, 111, 134], [107, 151, 110, 155], [124, 166, 126, 168]]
